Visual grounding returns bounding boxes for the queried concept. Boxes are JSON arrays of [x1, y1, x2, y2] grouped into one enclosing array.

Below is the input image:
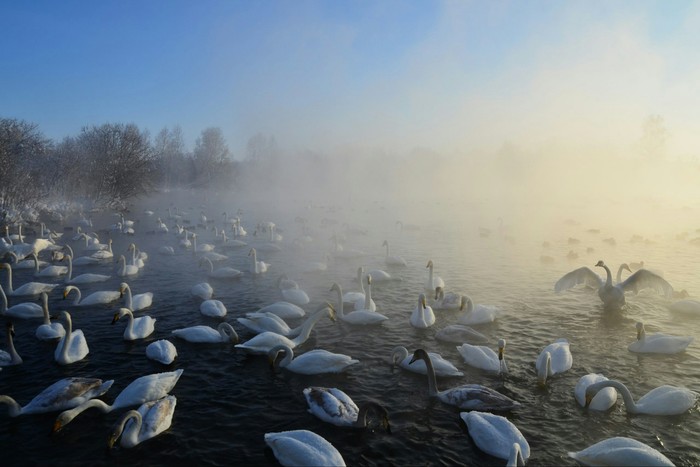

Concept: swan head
[[111, 308, 130, 324], [435, 286, 443, 300], [409, 348, 429, 365], [594, 260, 605, 268], [418, 293, 427, 309], [498, 338, 506, 359], [316, 302, 336, 322], [267, 344, 292, 368], [119, 283, 129, 296], [248, 248, 256, 257], [391, 346, 409, 366], [366, 274, 372, 286], [426, 260, 433, 269], [382, 240, 388, 247], [636, 322, 645, 340], [621, 263, 632, 273]]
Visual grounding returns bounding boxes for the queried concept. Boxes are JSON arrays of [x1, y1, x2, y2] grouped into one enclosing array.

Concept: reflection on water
[[1, 192, 699, 466]]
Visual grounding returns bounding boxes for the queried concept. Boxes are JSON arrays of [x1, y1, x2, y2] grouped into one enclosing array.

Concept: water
[[1, 192, 699, 466]]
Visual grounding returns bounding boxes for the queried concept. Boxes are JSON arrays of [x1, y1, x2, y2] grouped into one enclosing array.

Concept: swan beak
[[52, 419, 63, 433], [584, 394, 592, 407], [636, 329, 641, 340], [111, 313, 120, 324], [107, 433, 118, 449], [383, 418, 392, 434], [498, 348, 504, 361]]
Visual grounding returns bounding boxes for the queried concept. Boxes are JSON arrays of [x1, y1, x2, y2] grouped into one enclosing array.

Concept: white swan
[[64, 254, 111, 284], [410, 293, 435, 328], [54, 311, 89, 365], [108, 395, 177, 448], [119, 282, 153, 312], [331, 281, 388, 325], [555, 260, 674, 310], [0, 322, 22, 366], [391, 346, 463, 377], [269, 344, 359, 374], [0, 377, 113, 416], [53, 369, 184, 431], [342, 267, 367, 305], [238, 312, 301, 336], [568, 437, 675, 466], [280, 283, 310, 306], [158, 245, 175, 256], [303, 386, 390, 429], [199, 257, 242, 280], [353, 272, 377, 311], [0, 262, 57, 296], [116, 254, 139, 277], [435, 325, 489, 345], [457, 296, 500, 325], [112, 308, 156, 340], [0, 283, 43, 319], [628, 322, 693, 354], [248, 248, 269, 274], [32, 252, 68, 277], [91, 239, 113, 260], [63, 245, 100, 266], [200, 299, 227, 317], [36, 292, 66, 340], [192, 233, 215, 253], [172, 322, 239, 343], [409, 348, 520, 411], [251, 301, 305, 319], [425, 260, 445, 292], [585, 379, 697, 415], [669, 299, 700, 315], [536, 338, 572, 385], [63, 284, 121, 306], [146, 340, 178, 365], [264, 429, 346, 467], [126, 243, 145, 268], [6, 251, 47, 270], [574, 373, 617, 411], [191, 282, 213, 300], [235, 304, 336, 354], [461, 411, 530, 465], [433, 286, 462, 310], [382, 240, 407, 267], [457, 338, 508, 374]]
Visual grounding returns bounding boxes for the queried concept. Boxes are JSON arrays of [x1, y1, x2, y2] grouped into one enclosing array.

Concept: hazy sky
[[1, 1, 698, 158]]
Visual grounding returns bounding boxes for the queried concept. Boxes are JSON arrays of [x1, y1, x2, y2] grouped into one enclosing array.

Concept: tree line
[[0, 118, 279, 214]]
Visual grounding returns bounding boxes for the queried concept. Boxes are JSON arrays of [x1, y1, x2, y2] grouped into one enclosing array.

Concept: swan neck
[[384, 242, 389, 257], [334, 286, 345, 319], [219, 323, 239, 343], [41, 294, 50, 324], [615, 264, 626, 283], [66, 255, 73, 281], [60, 313, 74, 362], [594, 380, 638, 413], [124, 286, 133, 310], [0, 284, 7, 312], [6, 328, 22, 364], [4, 264, 13, 293], [114, 410, 142, 448], [278, 346, 293, 368], [292, 309, 328, 346], [537, 352, 551, 384], [506, 443, 524, 467], [0, 395, 22, 417], [364, 280, 372, 308], [67, 286, 81, 306], [420, 352, 439, 395], [602, 264, 613, 286]]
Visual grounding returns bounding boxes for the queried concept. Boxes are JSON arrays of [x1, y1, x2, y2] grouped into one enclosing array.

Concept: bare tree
[[154, 125, 189, 189], [192, 127, 235, 187]]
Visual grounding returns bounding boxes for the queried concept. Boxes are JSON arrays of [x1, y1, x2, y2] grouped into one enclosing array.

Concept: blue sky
[[1, 1, 698, 157]]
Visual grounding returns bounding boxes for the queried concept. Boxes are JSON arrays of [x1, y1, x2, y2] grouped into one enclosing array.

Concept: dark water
[[1, 193, 699, 466]]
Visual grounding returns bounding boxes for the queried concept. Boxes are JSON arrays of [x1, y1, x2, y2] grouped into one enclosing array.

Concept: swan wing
[[637, 385, 697, 415], [23, 377, 114, 414], [568, 437, 674, 466], [440, 384, 519, 411], [146, 340, 178, 365], [137, 395, 177, 443], [172, 326, 221, 343], [554, 267, 603, 292], [461, 411, 530, 462], [456, 344, 499, 371], [303, 387, 358, 426], [574, 374, 616, 410], [113, 369, 183, 409], [289, 350, 358, 374], [620, 270, 674, 297], [265, 430, 346, 467]]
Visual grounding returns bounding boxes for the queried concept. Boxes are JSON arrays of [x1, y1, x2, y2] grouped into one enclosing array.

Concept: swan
[[119, 282, 153, 312], [53, 369, 184, 431], [457, 296, 500, 325], [64, 254, 111, 284], [555, 260, 673, 310], [238, 311, 303, 336], [585, 379, 697, 415], [0, 283, 43, 319], [107, 395, 177, 448], [568, 437, 675, 466], [536, 338, 572, 385], [269, 344, 359, 374], [410, 293, 435, 328], [54, 311, 89, 365], [342, 267, 367, 306], [191, 282, 213, 300], [457, 338, 508, 374], [112, 308, 156, 340], [62, 245, 100, 266], [81, 232, 107, 251], [199, 257, 242, 280], [6, 251, 47, 269], [277, 275, 310, 305], [0, 377, 113, 416], [126, 243, 145, 267], [433, 286, 462, 310], [669, 299, 700, 315], [628, 322, 693, 354], [382, 240, 407, 267], [63, 284, 121, 306], [191, 233, 215, 254], [36, 292, 66, 340], [353, 272, 377, 311], [116, 255, 139, 277], [32, 252, 67, 277], [303, 386, 390, 430], [146, 340, 178, 365], [425, 260, 445, 292], [235, 304, 336, 354], [0, 322, 22, 366], [391, 346, 463, 377], [461, 411, 530, 465], [159, 245, 175, 255], [435, 325, 489, 345], [330, 281, 388, 325], [248, 248, 269, 274], [172, 322, 239, 343], [251, 301, 305, 319], [264, 429, 346, 467], [409, 348, 520, 411], [574, 373, 617, 411], [0, 262, 57, 296], [195, 299, 225, 318], [91, 239, 113, 260]]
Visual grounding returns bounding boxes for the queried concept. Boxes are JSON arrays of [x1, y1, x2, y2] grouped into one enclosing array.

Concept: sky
[[1, 0, 699, 159]]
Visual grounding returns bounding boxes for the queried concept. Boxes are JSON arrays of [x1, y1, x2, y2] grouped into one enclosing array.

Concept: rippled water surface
[[1, 193, 699, 466]]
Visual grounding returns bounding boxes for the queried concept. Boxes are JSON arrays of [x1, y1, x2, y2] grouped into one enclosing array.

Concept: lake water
[[1, 191, 699, 466]]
